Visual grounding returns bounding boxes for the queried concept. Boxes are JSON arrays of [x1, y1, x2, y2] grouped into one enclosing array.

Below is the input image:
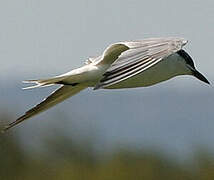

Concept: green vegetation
[[0, 116, 214, 180]]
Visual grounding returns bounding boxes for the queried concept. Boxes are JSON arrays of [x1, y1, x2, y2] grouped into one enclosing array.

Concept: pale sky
[[0, 0, 213, 85]]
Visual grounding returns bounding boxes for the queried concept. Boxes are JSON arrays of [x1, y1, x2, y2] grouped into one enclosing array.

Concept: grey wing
[[94, 37, 187, 89]]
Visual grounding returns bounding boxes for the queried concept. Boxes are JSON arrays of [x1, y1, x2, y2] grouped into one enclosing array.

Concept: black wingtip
[[1, 116, 25, 133], [1, 125, 10, 134]]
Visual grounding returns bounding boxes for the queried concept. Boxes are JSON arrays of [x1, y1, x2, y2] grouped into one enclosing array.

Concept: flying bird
[[2, 37, 209, 132]]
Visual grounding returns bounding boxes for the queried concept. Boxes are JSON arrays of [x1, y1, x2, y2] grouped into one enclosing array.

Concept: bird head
[[177, 49, 210, 84]]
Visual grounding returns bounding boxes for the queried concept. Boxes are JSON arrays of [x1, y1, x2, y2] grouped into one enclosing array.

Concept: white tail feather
[[22, 76, 70, 89], [22, 84, 42, 90]]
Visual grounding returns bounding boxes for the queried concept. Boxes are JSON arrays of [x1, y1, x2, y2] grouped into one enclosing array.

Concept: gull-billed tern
[[2, 37, 209, 132]]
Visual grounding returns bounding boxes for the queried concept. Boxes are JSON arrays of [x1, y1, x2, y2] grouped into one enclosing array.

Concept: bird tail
[[22, 76, 69, 89]]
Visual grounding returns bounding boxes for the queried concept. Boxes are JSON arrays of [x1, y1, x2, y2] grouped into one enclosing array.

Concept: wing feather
[[2, 85, 86, 132], [95, 37, 187, 89]]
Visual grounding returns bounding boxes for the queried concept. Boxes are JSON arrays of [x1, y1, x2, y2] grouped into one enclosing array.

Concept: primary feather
[[2, 85, 86, 132], [94, 37, 187, 89]]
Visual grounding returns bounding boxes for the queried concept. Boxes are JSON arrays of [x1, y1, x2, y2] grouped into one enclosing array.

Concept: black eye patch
[[177, 49, 195, 68]]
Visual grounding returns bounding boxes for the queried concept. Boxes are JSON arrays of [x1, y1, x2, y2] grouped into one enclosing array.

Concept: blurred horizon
[[0, 0, 213, 179], [1, 78, 214, 160], [1, 110, 214, 179]]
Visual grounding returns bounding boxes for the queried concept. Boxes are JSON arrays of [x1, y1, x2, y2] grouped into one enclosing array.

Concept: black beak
[[177, 49, 210, 85], [192, 69, 210, 84]]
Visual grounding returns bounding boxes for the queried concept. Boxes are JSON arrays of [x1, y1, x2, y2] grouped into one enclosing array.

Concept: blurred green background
[[1, 114, 214, 180], [0, 0, 214, 179]]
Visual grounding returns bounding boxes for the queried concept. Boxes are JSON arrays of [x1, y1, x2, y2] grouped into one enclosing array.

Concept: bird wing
[[94, 37, 187, 89], [2, 85, 86, 132], [83, 44, 129, 66], [95, 43, 130, 66]]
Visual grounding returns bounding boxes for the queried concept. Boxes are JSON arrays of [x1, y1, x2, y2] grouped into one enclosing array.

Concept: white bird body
[[2, 37, 209, 132], [55, 38, 190, 88], [60, 52, 191, 89]]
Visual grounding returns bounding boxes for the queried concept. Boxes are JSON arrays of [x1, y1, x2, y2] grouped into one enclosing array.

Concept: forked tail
[[22, 75, 71, 89]]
